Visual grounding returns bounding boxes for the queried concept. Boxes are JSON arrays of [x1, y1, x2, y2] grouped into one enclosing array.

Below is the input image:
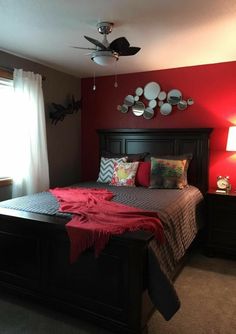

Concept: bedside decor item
[[216, 176, 231, 193], [117, 82, 194, 119], [50, 95, 81, 125]]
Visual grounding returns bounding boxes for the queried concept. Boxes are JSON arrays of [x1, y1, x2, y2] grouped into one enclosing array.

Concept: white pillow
[[97, 156, 127, 183]]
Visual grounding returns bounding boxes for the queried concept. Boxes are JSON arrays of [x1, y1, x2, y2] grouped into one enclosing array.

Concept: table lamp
[[226, 126, 236, 151]]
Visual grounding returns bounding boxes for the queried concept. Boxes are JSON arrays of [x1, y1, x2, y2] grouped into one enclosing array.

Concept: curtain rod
[[0, 66, 12, 73], [0, 66, 46, 80]]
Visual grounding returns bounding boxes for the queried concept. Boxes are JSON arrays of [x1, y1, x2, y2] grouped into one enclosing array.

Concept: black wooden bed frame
[[0, 128, 212, 334]]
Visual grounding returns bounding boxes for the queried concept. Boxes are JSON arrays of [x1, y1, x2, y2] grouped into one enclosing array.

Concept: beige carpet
[[149, 250, 236, 334], [0, 249, 235, 333]]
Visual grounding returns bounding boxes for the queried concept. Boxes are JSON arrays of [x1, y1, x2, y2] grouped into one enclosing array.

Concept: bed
[[0, 128, 212, 334]]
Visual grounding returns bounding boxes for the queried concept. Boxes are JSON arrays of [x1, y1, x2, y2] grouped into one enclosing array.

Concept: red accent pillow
[[136, 161, 151, 187]]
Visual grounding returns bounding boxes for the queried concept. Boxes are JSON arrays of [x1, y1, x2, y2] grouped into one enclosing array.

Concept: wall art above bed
[[117, 81, 194, 119]]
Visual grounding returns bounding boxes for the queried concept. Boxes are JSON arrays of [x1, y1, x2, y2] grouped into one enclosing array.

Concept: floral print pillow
[[149, 157, 188, 189], [110, 161, 139, 187]]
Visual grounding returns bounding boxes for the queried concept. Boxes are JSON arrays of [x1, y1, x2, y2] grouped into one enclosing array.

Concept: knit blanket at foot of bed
[[50, 187, 164, 263]]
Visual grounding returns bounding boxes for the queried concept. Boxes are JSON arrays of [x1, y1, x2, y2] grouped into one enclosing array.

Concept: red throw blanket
[[50, 187, 164, 263]]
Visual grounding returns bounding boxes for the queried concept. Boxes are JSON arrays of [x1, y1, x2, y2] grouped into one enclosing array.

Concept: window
[[0, 74, 15, 179]]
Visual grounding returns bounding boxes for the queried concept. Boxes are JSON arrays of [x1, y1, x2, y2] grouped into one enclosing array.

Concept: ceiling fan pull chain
[[93, 72, 96, 91], [114, 76, 118, 88], [114, 62, 118, 88], [114, 73, 118, 88]]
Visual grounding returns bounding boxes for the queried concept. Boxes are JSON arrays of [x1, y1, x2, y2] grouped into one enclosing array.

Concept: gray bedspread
[[0, 182, 204, 320], [0, 183, 203, 275]]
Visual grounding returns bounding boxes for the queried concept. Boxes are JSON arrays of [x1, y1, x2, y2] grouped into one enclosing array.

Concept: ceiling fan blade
[[71, 46, 97, 51], [119, 47, 141, 56], [84, 36, 107, 50], [109, 37, 130, 52]]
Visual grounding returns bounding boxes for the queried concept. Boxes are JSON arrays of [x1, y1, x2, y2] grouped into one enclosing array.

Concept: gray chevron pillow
[[97, 156, 128, 183]]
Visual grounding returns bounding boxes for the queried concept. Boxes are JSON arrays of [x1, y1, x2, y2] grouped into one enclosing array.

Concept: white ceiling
[[1, 0, 236, 78]]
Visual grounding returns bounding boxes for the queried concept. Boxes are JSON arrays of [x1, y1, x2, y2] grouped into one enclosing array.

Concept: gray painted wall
[[0, 51, 81, 200]]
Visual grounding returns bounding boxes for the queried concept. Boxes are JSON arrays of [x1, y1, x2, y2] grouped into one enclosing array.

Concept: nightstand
[[206, 190, 236, 258]]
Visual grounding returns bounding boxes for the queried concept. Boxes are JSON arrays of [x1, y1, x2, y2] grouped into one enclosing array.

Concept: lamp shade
[[226, 126, 236, 151], [91, 51, 118, 66]]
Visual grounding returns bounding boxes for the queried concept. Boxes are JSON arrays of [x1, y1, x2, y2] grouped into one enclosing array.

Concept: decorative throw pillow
[[135, 161, 151, 187], [110, 161, 139, 186], [97, 157, 127, 183], [149, 157, 188, 189]]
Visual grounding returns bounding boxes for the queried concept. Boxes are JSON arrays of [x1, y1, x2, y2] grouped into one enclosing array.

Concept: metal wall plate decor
[[158, 91, 167, 101], [144, 82, 160, 100], [143, 107, 154, 119], [124, 95, 134, 106], [132, 101, 145, 116], [187, 98, 194, 105], [135, 87, 143, 96], [177, 100, 188, 110], [160, 103, 172, 115], [149, 99, 157, 108], [117, 104, 128, 113], [167, 89, 182, 105], [117, 81, 194, 119]]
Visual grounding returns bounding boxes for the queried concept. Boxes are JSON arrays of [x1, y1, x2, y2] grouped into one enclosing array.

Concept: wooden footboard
[[0, 207, 154, 334]]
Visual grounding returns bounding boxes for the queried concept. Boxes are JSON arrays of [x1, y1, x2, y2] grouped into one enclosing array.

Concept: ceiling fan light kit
[[73, 21, 141, 66], [91, 50, 119, 66]]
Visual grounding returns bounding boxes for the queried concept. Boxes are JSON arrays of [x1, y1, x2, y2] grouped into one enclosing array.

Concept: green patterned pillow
[[149, 157, 188, 189]]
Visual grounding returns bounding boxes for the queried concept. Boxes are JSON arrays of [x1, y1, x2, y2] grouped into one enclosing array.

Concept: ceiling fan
[[72, 22, 141, 66]]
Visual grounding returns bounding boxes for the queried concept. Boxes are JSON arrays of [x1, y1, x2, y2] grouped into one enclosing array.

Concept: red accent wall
[[81, 61, 236, 191]]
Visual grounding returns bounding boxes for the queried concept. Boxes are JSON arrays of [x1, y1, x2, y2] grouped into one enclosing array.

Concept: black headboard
[[97, 128, 212, 194]]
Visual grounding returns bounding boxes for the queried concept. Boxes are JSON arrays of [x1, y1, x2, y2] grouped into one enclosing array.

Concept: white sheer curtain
[[12, 69, 49, 197]]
